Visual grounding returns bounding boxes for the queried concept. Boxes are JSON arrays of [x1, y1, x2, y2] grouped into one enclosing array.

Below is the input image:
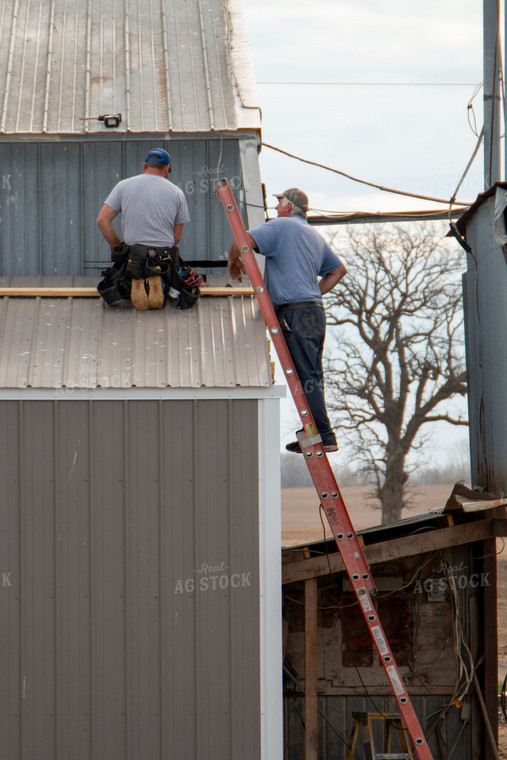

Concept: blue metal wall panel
[[40, 143, 83, 274], [462, 193, 507, 495], [0, 137, 244, 276], [0, 143, 41, 275]]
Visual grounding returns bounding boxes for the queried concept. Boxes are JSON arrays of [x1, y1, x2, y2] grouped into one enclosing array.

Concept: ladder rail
[[216, 179, 434, 760]]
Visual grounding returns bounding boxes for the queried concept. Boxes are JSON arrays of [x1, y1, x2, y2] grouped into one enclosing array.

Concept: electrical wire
[[261, 141, 473, 207], [448, 570, 475, 706], [257, 81, 479, 87], [474, 536, 505, 560], [467, 83, 484, 138], [448, 125, 485, 212], [283, 665, 359, 753], [425, 552, 476, 724], [340, 601, 413, 737], [216, 131, 224, 181], [284, 544, 487, 752]]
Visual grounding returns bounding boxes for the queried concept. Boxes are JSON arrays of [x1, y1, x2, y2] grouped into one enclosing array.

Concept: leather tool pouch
[[126, 244, 148, 278]]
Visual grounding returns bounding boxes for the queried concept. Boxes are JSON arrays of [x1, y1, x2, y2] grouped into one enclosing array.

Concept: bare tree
[[324, 224, 468, 523]]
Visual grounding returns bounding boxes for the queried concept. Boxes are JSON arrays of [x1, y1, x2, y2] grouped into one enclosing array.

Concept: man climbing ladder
[[227, 186, 345, 454], [217, 178, 434, 760]]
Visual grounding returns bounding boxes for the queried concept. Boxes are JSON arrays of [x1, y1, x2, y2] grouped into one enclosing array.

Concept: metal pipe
[[483, 0, 502, 188]]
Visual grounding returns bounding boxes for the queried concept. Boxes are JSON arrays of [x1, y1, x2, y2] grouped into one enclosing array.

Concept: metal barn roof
[[0, 283, 272, 389], [0, 0, 260, 135]]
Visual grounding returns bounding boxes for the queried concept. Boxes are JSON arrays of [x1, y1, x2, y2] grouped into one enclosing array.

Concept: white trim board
[[0, 386, 286, 401]]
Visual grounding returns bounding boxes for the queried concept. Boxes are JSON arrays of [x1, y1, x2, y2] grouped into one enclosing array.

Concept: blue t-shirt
[[248, 216, 342, 307]]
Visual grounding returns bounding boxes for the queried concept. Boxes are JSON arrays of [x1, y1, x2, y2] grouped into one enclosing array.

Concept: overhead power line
[[261, 142, 473, 207], [257, 81, 479, 87]]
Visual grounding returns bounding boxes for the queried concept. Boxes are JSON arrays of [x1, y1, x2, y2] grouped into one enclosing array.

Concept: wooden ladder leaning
[[346, 712, 415, 760]]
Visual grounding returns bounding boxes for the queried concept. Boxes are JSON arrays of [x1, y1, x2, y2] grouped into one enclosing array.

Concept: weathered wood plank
[[282, 517, 507, 584], [0, 286, 254, 298]]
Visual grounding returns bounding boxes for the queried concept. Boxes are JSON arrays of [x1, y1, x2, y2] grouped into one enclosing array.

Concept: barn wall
[[0, 136, 246, 277], [0, 397, 262, 760]]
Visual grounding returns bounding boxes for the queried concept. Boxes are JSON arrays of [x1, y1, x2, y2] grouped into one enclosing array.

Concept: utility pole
[[483, 0, 502, 187]]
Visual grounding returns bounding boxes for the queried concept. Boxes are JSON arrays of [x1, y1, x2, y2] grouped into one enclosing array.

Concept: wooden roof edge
[[443, 482, 507, 513], [0, 286, 254, 297], [282, 515, 507, 585]]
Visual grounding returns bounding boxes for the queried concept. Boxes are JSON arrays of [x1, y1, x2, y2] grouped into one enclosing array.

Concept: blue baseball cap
[[144, 148, 171, 165]]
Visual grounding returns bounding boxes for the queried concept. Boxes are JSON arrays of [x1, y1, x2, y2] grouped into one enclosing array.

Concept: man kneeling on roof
[[96, 148, 202, 311]]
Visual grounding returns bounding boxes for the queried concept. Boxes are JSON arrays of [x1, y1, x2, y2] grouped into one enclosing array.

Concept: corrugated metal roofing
[[0, 0, 260, 135], [0, 284, 272, 389]]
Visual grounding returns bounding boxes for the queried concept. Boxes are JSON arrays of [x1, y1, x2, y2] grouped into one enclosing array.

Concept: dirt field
[[281, 484, 507, 757]]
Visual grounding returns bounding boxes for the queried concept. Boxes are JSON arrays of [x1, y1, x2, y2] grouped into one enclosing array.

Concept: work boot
[[130, 278, 149, 311], [286, 429, 338, 454], [285, 440, 338, 454], [148, 274, 164, 309]]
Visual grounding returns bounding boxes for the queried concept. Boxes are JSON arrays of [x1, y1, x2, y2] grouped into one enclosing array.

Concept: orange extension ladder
[[216, 178, 434, 760]]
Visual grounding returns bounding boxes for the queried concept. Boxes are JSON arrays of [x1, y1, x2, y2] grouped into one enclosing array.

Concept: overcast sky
[[242, 0, 484, 214], [241, 0, 484, 464]]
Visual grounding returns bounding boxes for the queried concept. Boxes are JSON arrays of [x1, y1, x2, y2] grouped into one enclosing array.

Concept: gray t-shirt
[[104, 173, 191, 246]]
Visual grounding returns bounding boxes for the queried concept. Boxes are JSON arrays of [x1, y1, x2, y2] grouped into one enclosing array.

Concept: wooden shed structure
[[282, 492, 507, 760]]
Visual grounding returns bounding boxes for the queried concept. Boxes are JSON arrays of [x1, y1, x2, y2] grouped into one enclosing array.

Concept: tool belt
[[126, 244, 181, 279], [97, 243, 201, 310]]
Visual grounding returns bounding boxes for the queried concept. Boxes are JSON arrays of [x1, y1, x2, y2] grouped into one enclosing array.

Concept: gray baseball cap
[[273, 188, 309, 213]]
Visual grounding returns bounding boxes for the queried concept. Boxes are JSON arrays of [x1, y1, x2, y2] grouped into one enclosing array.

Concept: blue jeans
[[277, 303, 336, 445]]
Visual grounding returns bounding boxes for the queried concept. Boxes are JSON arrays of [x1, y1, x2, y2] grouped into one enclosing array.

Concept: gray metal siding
[[463, 194, 507, 494], [0, 398, 261, 760], [0, 289, 272, 390], [0, 0, 259, 135], [0, 137, 245, 276]]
